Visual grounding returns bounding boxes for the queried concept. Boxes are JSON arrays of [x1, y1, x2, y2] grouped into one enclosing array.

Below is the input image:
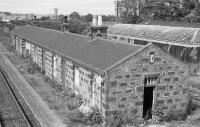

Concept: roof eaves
[[107, 33, 200, 47]]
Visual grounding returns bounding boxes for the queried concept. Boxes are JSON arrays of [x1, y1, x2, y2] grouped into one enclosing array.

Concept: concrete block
[[125, 74, 131, 79], [173, 91, 179, 95], [115, 75, 122, 79], [141, 58, 149, 63], [118, 104, 125, 108], [125, 89, 132, 94], [129, 95, 138, 100], [157, 99, 165, 104], [120, 97, 127, 101], [155, 57, 161, 62], [134, 74, 141, 78], [130, 81, 135, 86], [167, 66, 172, 70], [168, 72, 175, 75], [135, 101, 143, 106], [167, 99, 173, 104], [168, 85, 174, 90], [106, 97, 117, 102], [174, 77, 179, 82], [156, 93, 160, 97], [157, 85, 166, 91], [164, 77, 170, 82], [113, 91, 122, 95], [162, 106, 168, 110], [120, 83, 128, 87], [142, 68, 148, 72], [132, 109, 138, 114], [164, 92, 170, 97], [136, 86, 144, 92], [110, 81, 117, 88], [175, 98, 181, 102]]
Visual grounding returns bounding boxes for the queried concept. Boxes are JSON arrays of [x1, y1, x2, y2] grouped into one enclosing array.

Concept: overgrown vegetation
[[116, 0, 200, 23], [68, 108, 103, 126], [32, 21, 61, 31], [185, 97, 200, 115], [106, 110, 144, 127], [156, 98, 199, 122], [27, 60, 41, 74]]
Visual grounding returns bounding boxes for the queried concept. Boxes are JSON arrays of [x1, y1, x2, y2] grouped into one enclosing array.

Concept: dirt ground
[[1, 30, 200, 127]]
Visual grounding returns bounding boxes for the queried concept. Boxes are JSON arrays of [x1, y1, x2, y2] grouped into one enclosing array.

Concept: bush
[[41, 70, 46, 75], [107, 111, 124, 127], [75, 95, 84, 106], [43, 76, 50, 83], [185, 98, 200, 115], [67, 99, 81, 110], [163, 109, 187, 121], [152, 103, 164, 122], [56, 84, 64, 93], [86, 108, 103, 125], [67, 91, 76, 99], [27, 61, 41, 74], [68, 110, 87, 124], [123, 110, 144, 126]]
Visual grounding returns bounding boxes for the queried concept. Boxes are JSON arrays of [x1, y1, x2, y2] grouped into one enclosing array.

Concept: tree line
[[39, 11, 116, 34], [117, 0, 200, 23]]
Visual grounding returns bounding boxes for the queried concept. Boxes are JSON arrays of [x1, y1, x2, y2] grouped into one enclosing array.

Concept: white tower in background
[[54, 8, 58, 21]]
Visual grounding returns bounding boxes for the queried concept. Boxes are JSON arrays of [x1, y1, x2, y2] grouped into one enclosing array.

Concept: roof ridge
[[63, 31, 89, 38]]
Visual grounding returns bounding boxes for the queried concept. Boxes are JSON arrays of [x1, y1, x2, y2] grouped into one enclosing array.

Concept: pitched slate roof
[[108, 24, 200, 46], [67, 39, 143, 70], [13, 25, 144, 73]]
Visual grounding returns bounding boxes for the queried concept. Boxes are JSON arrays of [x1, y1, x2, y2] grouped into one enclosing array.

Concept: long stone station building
[[11, 16, 200, 121]]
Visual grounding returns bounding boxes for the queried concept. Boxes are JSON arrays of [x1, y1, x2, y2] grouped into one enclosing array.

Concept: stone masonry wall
[[104, 44, 189, 118]]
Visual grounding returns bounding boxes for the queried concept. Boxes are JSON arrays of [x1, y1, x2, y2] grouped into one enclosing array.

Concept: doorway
[[143, 86, 154, 119]]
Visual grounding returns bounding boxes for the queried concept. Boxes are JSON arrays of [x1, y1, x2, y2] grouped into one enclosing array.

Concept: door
[[143, 86, 154, 119]]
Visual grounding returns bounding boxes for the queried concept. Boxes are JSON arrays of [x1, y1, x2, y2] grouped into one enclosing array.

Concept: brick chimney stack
[[92, 15, 97, 26], [89, 15, 108, 40], [97, 15, 102, 26]]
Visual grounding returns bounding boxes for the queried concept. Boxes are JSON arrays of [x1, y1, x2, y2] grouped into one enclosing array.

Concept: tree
[[68, 19, 87, 34], [119, 0, 140, 23], [40, 16, 51, 21], [102, 15, 117, 22], [118, 0, 200, 23], [3, 12, 11, 16], [185, 0, 200, 21], [84, 13, 93, 22], [58, 15, 64, 22], [70, 11, 81, 20]]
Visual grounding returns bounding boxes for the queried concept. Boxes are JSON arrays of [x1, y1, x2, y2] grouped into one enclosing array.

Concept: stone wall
[[189, 79, 200, 106], [104, 44, 189, 118], [12, 35, 105, 111], [44, 50, 53, 79]]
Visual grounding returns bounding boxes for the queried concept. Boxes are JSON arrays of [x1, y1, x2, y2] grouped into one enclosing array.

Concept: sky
[[0, 0, 115, 15]]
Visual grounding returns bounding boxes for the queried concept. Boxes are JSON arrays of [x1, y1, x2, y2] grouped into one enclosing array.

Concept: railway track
[[0, 69, 32, 127]]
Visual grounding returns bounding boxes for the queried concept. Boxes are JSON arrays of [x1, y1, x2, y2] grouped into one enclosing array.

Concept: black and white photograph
[[0, 0, 200, 127]]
